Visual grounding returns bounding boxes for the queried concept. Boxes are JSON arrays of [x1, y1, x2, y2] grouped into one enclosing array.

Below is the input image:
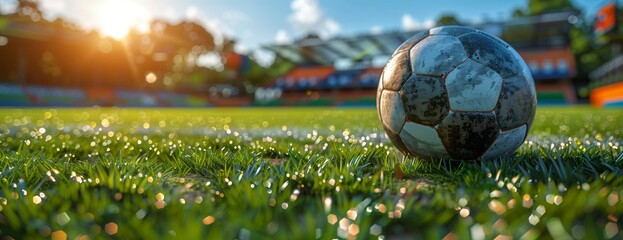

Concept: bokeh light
[[145, 72, 157, 83]]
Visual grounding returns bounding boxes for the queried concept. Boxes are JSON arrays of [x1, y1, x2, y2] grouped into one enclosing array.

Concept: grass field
[[0, 106, 622, 239]]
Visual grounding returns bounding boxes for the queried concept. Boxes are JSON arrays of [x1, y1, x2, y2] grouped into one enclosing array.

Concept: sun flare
[[95, 0, 149, 39]]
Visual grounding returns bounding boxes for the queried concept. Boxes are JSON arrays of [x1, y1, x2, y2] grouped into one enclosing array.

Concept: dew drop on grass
[[608, 193, 620, 206], [321, 197, 333, 214], [459, 197, 468, 207], [51, 230, 67, 240], [375, 203, 387, 213], [135, 209, 147, 219], [155, 200, 166, 209], [348, 223, 360, 236], [202, 216, 215, 225], [534, 205, 546, 216], [56, 212, 70, 226], [459, 208, 470, 218], [105, 222, 118, 235], [155, 193, 165, 201], [347, 209, 357, 220]]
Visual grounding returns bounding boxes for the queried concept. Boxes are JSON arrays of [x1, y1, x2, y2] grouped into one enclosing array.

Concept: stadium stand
[[114, 90, 158, 107], [272, 66, 335, 91], [264, 11, 579, 107], [0, 83, 219, 107], [0, 10, 585, 108], [353, 67, 383, 88], [27, 85, 86, 106], [518, 48, 577, 104], [589, 54, 623, 107], [520, 48, 575, 80], [316, 69, 364, 90], [84, 88, 115, 106], [0, 83, 31, 106]]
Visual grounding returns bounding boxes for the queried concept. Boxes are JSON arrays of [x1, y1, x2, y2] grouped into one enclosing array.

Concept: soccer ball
[[376, 26, 537, 161]]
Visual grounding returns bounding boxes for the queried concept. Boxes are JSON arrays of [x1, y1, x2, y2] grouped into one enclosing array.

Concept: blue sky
[[0, 0, 604, 64]]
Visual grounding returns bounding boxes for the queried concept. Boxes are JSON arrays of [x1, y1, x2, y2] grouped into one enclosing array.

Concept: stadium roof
[[264, 30, 421, 66], [265, 11, 577, 67]]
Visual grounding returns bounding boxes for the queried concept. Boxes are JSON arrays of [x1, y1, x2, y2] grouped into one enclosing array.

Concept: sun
[[95, 0, 149, 39]]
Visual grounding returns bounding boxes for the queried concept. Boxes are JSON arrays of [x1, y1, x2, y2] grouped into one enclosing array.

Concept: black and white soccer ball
[[376, 26, 537, 161]]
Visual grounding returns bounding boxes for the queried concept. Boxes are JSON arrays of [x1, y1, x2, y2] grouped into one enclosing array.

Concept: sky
[[0, 0, 605, 65]]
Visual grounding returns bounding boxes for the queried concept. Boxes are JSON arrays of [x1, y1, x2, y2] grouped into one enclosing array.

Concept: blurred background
[[0, 0, 620, 108]]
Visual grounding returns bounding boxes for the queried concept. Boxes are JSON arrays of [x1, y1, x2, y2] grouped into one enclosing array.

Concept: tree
[[435, 13, 461, 26], [511, 8, 527, 17], [16, 0, 43, 20], [512, 0, 578, 17], [527, 0, 577, 15], [569, 17, 612, 85]]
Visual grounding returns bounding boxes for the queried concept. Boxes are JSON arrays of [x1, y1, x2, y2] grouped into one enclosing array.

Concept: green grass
[[0, 106, 622, 239]]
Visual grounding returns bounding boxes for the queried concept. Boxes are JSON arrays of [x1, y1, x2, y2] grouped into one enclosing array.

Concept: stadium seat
[[0, 83, 32, 106], [316, 69, 364, 90], [27, 85, 86, 106], [115, 90, 158, 107], [353, 67, 382, 88], [270, 67, 335, 91]]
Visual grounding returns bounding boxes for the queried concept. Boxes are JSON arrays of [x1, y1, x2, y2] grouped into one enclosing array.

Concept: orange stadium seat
[[272, 66, 336, 90]]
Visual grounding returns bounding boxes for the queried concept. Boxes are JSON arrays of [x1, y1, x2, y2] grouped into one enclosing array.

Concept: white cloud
[[253, 49, 276, 67], [275, 29, 292, 44], [39, 0, 66, 20], [203, 18, 235, 46], [290, 0, 323, 27], [370, 25, 383, 35], [324, 18, 340, 36], [289, 0, 340, 38], [402, 14, 434, 31], [402, 14, 419, 31], [234, 43, 249, 53], [423, 19, 435, 29], [196, 52, 223, 69], [0, 0, 17, 15], [186, 6, 200, 20], [470, 17, 484, 25], [164, 7, 177, 22]]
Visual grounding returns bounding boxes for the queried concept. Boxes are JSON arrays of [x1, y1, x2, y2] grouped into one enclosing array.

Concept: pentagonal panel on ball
[[429, 26, 477, 37], [437, 111, 499, 160], [458, 32, 522, 78], [496, 75, 537, 130], [382, 50, 413, 91], [399, 122, 449, 159], [480, 124, 527, 160], [410, 35, 468, 76], [400, 74, 449, 126], [392, 30, 429, 56], [445, 59, 503, 112], [380, 89, 406, 134]]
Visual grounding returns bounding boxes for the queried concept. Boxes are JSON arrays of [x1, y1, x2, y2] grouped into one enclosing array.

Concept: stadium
[[1, 0, 623, 239], [0, 3, 619, 108]]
